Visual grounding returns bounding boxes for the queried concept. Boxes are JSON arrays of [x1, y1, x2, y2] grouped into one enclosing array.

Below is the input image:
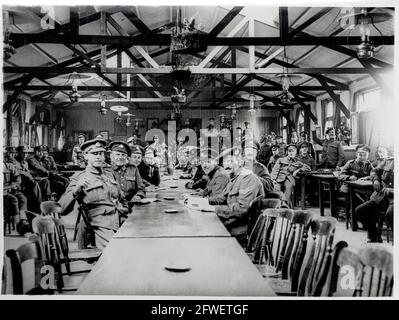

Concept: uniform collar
[[87, 165, 103, 175]]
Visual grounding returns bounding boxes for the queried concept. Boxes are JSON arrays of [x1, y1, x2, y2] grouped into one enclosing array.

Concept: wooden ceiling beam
[[317, 76, 351, 118], [9, 33, 394, 47], [208, 6, 244, 37]]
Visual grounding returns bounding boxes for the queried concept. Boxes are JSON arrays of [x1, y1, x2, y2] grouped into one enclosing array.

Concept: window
[[297, 110, 304, 134], [322, 99, 335, 134], [355, 89, 380, 112], [281, 116, 287, 143]]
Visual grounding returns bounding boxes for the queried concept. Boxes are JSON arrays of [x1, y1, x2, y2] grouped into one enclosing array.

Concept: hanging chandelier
[[99, 94, 108, 115], [60, 72, 91, 103], [110, 105, 128, 124], [338, 8, 393, 60], [226, 104, 242, 120], [123, 113, 135, 127]]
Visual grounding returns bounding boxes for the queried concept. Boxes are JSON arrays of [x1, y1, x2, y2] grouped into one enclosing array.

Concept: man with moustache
[[197, 149, 229, 198], [109, 141, 145, 202], [209, 152, 264, 245], [59, 139, 129, 250]]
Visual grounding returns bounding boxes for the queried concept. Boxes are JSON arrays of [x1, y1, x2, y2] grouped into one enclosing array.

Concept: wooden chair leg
[[73, 210, 82, 241]]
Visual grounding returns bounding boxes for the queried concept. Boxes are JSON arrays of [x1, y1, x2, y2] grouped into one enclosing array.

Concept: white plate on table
[[164, 209, 179, 214], [164, 262, 191, 272]]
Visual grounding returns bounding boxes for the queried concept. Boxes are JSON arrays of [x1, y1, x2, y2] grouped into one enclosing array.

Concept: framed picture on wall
[[147, 118, 159, 131]]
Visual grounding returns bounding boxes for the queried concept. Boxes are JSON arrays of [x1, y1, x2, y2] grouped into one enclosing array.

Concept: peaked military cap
[[81, 139, 107, 153], [16, 145, 29, 153], [109, 141, 131, 157]]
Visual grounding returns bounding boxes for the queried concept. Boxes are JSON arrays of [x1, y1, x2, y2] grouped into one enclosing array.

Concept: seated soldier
[[13, 146, 47, 212], [3, 150, 32, 235], [72, 133, 87, 167], [355, 154, 393, 242], [41, 145, 70, 199], [59, 139, 129, 250], [267, 145, 281, 173], [209, 152, 264, 246], [134, 147, 161, 187], [197, 149, 229, 198], [296, 142, 316, 171], [275, 135, 286, 157], [243, 141, 275, 195], [315, 128, 345, 169], [27, 145, 54, 200], [271, 144, 311, 205], [109, 141, 145, 202]]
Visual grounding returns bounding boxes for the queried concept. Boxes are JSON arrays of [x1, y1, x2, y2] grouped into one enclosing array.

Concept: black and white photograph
[[0, 1, 396, 301]]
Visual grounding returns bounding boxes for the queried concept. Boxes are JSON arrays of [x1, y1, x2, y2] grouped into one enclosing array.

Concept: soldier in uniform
[[134, 147, 161, 187], [296, 142, 316, 171], [275, 135, 286, 157], [267, 145, 282, 173], [59, 139, 129, 250], [315, 128, 345, 169], [271, 144, 311, 205], [109, 141, 145, 202], [72, 133, 86, 167], [196, 148, 229, 198], [298, 131, 316, 160], [14, 146, 50, 211], [242, 141, 275, 195], [355, 155, 394, 242], [209, 152, 264, 246]]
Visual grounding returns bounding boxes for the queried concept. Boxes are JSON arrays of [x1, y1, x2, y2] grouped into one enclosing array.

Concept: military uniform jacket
[[42, 155, 58, 171], [370, 157, 394, 204], [202, 166, 229, 198], [296, 154, 316, 171], [59, 167, 126, 230], [138, 161, 160, 186], [28, 155, 49, 176], [267, 155, 281, 173], [14, 159, 34, 181], [249, 161, 275, 193], [72, 144, 85, 165], [209, 168, 264, 237], [320, 140, 345, 168], [338, 159, 374, 181], [271, 156, 311, 185], [110, 164, 145, 201]]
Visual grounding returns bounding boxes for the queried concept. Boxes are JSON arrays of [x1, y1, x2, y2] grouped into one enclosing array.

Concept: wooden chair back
[[247, 208, 293, 268], [326, 242, 362, 297], [31, 216, 64, 292], [5, 240, 49, 295], [247, 195, 264, 236], [40, 201, 62, 218], [357, 244, 393, 297], [281, 210, 315, 293], [298, 216, 337, 296]]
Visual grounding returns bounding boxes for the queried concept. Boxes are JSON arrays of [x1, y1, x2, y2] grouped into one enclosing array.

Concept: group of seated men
[[3, 145, 70, 234], [4, 127, 393, 251]]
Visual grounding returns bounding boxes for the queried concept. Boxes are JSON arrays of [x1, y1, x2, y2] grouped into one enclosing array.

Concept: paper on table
[[131, 198, 160, 204], [181, 196, 216, 212]]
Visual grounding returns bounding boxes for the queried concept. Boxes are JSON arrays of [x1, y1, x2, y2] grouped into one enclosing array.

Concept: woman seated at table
[[271, 144, 311, 206], [296, 142, 316, 171], [355, 153, 393, 242], [372, 145, 390, 168]]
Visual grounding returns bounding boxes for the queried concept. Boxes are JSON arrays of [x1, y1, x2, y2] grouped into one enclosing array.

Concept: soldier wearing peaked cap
[[59, 139, 129, 250], [72, 133, 87, 167], [209, 152, 264, 246], [109, 141, 145, 203], [197, 148, 229, 199]]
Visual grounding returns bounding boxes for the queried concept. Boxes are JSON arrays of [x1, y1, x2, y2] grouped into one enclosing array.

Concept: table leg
[[350, 186, 358, 231], [301, 176, 306, 210], [318, 179, 324, 216], [329, 181, 337, 218]]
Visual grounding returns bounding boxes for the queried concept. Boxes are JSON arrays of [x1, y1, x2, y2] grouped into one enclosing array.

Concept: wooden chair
[[326, 243, 393, 297], [247, 208, 293, 267], [247, 196, 264, 238], [40, 201, 101, 275], [2, 256, 7, 294], [5, 240, 53, 295], [357, 243, 393, 296], [297, 216, 337, 296], [31, 216, 64, 293]]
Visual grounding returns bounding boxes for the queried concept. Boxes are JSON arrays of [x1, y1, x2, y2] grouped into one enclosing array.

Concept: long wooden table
[[76, 172, 276, 296], [77, 237, 275, 296], [115, 198, 230, 238]]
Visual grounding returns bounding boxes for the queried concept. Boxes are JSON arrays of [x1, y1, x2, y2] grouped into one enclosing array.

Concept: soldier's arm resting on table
[[338, 161, 354, 181]]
